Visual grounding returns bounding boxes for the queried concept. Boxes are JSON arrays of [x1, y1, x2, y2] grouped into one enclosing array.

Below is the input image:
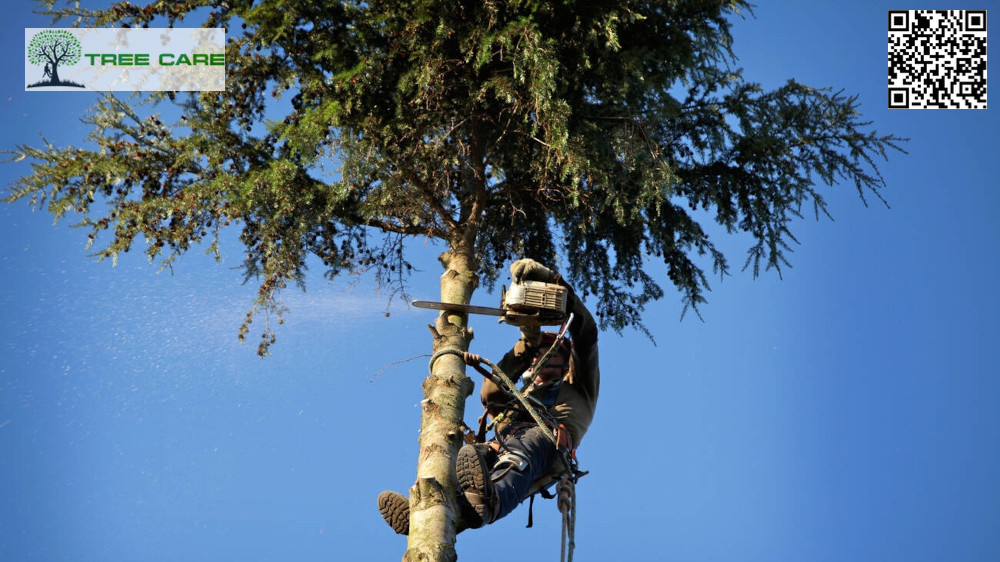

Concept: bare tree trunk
[[404, 246, 478, 562]]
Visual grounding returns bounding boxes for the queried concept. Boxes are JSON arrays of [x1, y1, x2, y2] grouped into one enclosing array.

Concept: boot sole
[[377, 490, 409, 535], [456, 445, 494, 527]]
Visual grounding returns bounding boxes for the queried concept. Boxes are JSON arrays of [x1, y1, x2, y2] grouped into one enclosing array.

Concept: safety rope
[[557, 476, 576, 562], [428, 331, 583, 562]]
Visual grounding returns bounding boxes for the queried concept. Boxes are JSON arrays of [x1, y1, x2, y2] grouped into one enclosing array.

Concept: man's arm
[[508, 258, 598, 354], [510, 259, 600, 435]]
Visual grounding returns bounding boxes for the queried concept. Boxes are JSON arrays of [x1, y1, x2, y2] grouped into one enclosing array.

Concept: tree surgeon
[[378, 258, 599, 533]]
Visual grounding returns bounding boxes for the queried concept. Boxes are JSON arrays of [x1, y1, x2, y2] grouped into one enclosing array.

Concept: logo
[[25, 28, 226, 92], [27, 30, 84, 88]]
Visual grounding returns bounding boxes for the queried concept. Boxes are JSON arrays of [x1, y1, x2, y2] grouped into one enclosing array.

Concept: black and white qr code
[[888, 10, 987, 109]]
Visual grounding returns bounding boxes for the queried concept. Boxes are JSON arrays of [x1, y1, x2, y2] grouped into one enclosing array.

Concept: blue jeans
[[491, 424, 557, 521]]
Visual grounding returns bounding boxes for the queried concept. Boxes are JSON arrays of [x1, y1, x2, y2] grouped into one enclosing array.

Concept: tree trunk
[[404, 246, 478, 562], [50, 63, 60, 84]]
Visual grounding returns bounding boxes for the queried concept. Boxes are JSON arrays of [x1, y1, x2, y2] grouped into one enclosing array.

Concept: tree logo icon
[[27, 30, 85, 88]]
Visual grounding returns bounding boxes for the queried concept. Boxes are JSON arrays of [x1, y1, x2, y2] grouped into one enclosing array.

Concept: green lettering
[[175, 53, 192, 65], [119, 54, 133, 66], [101, 54, 117, 65], [84, 54, 99, 65], [135, 54, 149, 66], [210, 53, 224, 66], [159, 53, 174, 65], [192, 53, 209, 65]]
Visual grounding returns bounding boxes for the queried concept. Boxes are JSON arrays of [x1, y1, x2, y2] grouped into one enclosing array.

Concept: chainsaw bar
[[411, 300, 506, 316]]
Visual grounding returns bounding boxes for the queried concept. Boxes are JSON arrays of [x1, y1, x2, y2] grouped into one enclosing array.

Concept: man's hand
[[463, 352, 483, 366], [510, 258, 555, 284]]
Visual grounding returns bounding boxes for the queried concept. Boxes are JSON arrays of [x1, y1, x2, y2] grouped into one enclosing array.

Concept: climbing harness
[[428, 313, 586, 562]]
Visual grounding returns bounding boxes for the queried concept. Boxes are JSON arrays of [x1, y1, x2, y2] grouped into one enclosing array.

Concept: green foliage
[[27, 29, 82, 66], [7, 0, 905, 353]]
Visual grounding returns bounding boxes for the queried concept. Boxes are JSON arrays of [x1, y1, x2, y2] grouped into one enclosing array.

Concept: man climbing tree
[[6, 1, 904, 560], [378, 258, 599, 537]]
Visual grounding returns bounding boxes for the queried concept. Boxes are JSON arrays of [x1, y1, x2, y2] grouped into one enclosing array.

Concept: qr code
[[888, 10, 987, 109]]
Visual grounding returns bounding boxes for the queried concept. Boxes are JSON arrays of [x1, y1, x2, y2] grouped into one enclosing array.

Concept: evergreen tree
[[6, 1, 904, 560]]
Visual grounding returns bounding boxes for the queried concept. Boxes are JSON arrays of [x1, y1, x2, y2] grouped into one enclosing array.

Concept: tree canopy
[[8, 0, 904, 354]]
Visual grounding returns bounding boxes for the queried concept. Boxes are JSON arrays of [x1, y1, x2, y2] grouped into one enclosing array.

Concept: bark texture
[[404, 249, 477, 562]]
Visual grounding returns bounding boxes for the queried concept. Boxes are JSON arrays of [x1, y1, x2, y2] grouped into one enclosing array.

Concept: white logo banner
[[25, 28, 226, 92]]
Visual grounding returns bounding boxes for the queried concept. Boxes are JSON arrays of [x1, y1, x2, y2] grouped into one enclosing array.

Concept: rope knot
[[557, 477, 574, 513]]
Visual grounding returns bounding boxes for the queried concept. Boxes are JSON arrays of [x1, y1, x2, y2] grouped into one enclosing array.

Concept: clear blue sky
[[2, 1, 997, 561]]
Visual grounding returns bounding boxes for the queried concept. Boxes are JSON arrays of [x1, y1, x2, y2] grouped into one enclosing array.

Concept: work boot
[[377, 490, 410, 535], [456, 444, 498, 528], [376, 490, 479, 535]]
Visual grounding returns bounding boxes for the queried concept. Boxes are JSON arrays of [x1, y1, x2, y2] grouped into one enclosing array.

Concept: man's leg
[[457, 425, 557, 525], [490, 425, 557, 521]]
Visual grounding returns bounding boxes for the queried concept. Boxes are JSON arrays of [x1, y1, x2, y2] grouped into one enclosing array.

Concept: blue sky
[[2, 1, 998, 561]]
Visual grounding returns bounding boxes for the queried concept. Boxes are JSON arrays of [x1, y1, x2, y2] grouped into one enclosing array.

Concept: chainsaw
[[413, 280, 568, 327]]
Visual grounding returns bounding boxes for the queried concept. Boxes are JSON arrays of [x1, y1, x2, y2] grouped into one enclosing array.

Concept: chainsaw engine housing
[[502, 280, 567, 326]]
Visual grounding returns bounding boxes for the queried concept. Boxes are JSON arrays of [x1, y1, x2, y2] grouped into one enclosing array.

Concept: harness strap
[[476, 411, 489, 443], [526, 493, 536, 528]]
